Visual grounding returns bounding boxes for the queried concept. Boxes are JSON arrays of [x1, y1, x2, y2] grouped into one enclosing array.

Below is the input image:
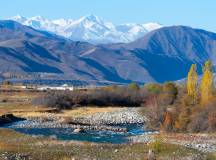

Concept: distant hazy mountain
[[9, 15, 162, 44], [0, 20, 216, 84]]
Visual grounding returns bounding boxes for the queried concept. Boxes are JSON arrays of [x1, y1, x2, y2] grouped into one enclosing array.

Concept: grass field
[[0, 89, 44, 115], [0, 89, 122, 118]]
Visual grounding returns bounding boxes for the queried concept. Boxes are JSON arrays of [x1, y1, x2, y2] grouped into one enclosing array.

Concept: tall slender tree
[[201, 60, 214, 105], [187, 64, 198, 101]]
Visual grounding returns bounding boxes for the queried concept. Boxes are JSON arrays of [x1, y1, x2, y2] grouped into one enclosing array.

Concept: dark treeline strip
[[33, 83, 144, 109]]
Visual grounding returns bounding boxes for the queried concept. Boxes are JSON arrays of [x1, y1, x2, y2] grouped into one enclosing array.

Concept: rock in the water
[[73, 128, 84, 133]]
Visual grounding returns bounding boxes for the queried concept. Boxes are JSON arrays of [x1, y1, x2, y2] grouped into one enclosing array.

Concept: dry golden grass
[[0, 103, 49, 117], [60, 107, 121, 117], [0, 92, 42, 105], [13, 111, 53, 118], [0, 109, 7, 116], [0, 90, 47, 116], [0, 89, 121, 119], [13, 107, 121, 119]]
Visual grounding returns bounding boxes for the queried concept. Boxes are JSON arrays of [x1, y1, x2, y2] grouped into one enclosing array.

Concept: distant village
[[0, 81, 105, 91], [24, 84, 75, 91]]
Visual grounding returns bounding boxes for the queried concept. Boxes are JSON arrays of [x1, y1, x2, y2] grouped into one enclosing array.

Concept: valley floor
[[0, 89, 216, 159]]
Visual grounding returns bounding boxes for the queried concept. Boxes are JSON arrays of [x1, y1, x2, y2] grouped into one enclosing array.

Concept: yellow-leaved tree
[[187, 64, 198, 101], [200, 60, 214, 105]]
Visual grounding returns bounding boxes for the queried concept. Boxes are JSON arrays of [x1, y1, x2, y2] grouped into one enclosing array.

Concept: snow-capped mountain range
[[8, 14, 162, 43]]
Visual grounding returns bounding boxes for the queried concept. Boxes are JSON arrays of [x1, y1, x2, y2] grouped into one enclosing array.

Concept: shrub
[[150, 137, 163, 153], [174, 105, 191, 132], [175, 96, 216, 133], [144, 83, 162, 95], [145, 103, 167, 130], [161, 111, 174, 131], [158, 93, 174, 106], [188, 110, 208, 132], [208, 112, 216, 132], [128, 82, 140, 91], [189, 104, 213, 132], [2, 99, 7, 103], [33, 91, 74, 109], [161, 82, 178, 105], [33, 86, 145, 109], [2, 81, 12, 86]]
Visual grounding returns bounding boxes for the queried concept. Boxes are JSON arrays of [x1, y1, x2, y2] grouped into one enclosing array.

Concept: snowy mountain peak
[[11, 15, 24, 19], [143, 22, 162, 31], [30, 16, 46, 21], [8, 15, 163, 43], [72, 14, 103, 27], [79, 14, 101, 23], [10, 15, 27, 22]]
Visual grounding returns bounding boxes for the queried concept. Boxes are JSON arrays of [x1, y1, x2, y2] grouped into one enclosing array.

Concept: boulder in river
[[73, 128, 85, 133]]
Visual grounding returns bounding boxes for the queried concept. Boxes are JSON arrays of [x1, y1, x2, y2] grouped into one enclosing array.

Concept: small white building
[[37, 84, 74, 91]]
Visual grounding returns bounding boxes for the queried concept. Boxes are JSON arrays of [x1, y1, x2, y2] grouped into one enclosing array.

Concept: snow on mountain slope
[[9, 15, 162, 44]]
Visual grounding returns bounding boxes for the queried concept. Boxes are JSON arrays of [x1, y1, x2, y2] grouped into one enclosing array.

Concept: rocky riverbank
[[4, 108, 146, 133], [8, 120, 128, 132], [130, 133, 216, 153], [65, 108, 146, 125], [164, 134, 216, 153]]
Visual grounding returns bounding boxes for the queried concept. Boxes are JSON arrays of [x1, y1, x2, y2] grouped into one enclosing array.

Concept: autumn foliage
[[200, 60, 214, 104], [144, 60, 216, 133], [187, 64, 198, 101], [162, 111, 173, 131]]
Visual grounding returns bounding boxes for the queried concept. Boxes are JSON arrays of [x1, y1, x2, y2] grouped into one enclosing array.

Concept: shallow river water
[[4, 122, 145, 144]]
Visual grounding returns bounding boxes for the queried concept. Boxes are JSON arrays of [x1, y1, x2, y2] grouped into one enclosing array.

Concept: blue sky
[[0, 0, 215, 32]]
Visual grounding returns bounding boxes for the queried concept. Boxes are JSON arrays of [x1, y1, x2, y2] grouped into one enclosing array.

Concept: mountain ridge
[[0, 20, 216, 84], [8, 15, 162, 44]]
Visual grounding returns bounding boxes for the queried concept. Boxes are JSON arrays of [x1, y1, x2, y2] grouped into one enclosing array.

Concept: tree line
[[145, 60, 216, 132]]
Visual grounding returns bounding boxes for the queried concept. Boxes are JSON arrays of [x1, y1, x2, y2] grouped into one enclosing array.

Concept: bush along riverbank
[[0, 114, 25, 126]]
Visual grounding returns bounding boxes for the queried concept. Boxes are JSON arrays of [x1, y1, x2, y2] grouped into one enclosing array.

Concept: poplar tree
[[187, 64, 198, 100], [201, 60, 214, 104]]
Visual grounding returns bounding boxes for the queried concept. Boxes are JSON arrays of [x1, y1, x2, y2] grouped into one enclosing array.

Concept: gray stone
[[73, 128, 84, 133]]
